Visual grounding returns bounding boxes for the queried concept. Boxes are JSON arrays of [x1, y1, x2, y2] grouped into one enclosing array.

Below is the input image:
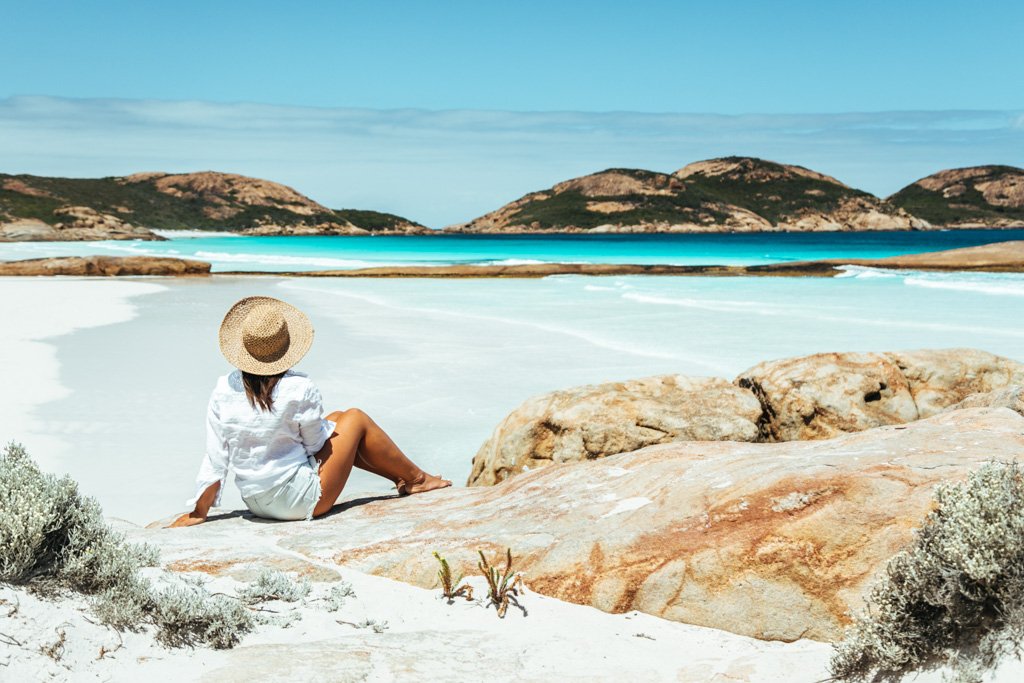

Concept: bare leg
[[313, 409, 450, 516]]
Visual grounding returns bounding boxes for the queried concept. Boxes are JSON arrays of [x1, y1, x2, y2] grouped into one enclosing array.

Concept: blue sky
[[4, 0, 1023, 112], [1, 1, 1022, 225]]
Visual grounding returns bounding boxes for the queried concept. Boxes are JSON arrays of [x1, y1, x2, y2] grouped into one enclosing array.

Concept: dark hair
[[242, 371, 284, 412]]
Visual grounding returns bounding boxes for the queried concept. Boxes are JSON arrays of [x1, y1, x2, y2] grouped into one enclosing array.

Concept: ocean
[[1, 228, 1023, 271]]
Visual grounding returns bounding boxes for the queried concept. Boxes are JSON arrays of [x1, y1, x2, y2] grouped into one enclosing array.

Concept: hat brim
[[218, 296, 314, 375]]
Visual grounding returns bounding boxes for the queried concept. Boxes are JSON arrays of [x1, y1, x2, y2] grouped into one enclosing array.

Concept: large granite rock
[[0, 208, 160, 241], [738, 348, 1024, 441], [0, 255, 211, 276], [889, 348, 1024, 416], [143, 408, 1024, 643], [948, 386, 1024, 417], [468, 349, 1024, 485], [467, 375, 763, 486], [736, 351, 917, 441]]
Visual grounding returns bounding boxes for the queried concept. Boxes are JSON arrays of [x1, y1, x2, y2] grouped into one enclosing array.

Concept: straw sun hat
[[218, 296, 314, 375]]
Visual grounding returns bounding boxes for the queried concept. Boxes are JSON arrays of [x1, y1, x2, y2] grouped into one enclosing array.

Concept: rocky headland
[[446, 157, 928, 233], [0, 171, 427, 241], [3, 161, 1023, 241], [888, 165, 1024, 228], [446, 158, 1024, 234]]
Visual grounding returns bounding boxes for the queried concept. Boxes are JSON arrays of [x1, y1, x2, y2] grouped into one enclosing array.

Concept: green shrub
[[151, 585, 253, 649], [236, 569, 311, 605], [0, 442, 253, 649], [324, 581, 355, 611], [831, 460, 1024, 683], [0, 442, 157, 593]]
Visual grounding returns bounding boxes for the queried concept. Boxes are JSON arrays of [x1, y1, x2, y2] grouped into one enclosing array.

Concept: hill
[[888, 165, 1024, 227], [447, 156, 927, 233], [0, 171, 426, 241]]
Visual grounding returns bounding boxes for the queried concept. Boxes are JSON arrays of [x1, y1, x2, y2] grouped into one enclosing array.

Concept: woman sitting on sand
[[171, 296, 450, 527]]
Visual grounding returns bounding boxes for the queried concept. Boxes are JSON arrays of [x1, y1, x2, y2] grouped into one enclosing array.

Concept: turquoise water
[[29, 269, 1024, 521], [7, 227, 1023, 519], [1, 229, 1022, 272]]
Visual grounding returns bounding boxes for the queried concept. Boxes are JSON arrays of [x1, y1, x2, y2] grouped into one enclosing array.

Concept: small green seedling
[[433, 551, 473, 602], [477, 548, 525, 618]]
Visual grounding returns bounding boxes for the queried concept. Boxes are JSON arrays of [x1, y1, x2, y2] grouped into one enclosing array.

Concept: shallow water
[[1, 229, 1022, 271], [13, 269, 1021, 522]]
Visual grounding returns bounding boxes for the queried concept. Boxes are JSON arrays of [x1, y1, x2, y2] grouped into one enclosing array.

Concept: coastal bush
[[324, 581, 355, 611], [0, 441, 157, 593], [236, 569, 311, 604], [830, 460, 1024, 683], [151, 584, 253, 649], [0, 442, 253, 649]]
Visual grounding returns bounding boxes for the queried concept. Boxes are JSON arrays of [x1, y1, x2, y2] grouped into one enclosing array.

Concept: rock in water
[[0, 255, 211, 276], [141, 408, 1024, 642], [467, 375, 762, 486]]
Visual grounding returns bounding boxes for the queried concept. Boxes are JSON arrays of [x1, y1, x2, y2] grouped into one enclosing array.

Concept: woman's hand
[[170, 482, 221, 528], [169, 512, 206, 528]]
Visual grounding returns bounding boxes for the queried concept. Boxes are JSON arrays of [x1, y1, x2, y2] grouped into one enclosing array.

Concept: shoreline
[[222, 239, 1024, 277], [1, 240, 1022, 278], [10, 271, 1023, 523], [0, 278, 165, 468], [5, 224, 1024, 243]]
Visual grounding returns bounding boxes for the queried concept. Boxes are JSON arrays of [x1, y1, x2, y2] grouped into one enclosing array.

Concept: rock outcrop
[[889, 165, 1024, 228], [947, 385, 1024, 417], [0, 255, 211, 276], [448, 156, 926, 233], [739, 349, 1024, 441], [736, 352, 918, 441], [467, 375, 763, 486], [469, 348, 1024, 484], [0, 171, 426, 239], [145, 408, 1024, 642], [0, 210, 158, 242]]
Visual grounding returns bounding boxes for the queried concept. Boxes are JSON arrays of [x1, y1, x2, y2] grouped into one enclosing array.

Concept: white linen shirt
[[187, 369, 335, 508]]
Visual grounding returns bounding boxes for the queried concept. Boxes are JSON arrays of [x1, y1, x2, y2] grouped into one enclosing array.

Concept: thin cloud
[[1, 96, 1021, 227]]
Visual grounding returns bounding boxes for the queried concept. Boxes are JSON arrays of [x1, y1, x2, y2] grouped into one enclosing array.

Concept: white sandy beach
[[2, 563, 840, 682], [2, 272, 1023, 522]]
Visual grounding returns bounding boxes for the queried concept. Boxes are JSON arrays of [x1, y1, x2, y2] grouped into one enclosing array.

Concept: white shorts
[[243, 456, 322, 521]]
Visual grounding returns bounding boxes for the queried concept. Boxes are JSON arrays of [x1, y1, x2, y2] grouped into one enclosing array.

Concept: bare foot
[[398, 472, 452, 495]]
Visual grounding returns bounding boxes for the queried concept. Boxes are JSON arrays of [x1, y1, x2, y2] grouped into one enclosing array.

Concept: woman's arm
[[171, 394, 229, 528], [169, 481, 221, 527]]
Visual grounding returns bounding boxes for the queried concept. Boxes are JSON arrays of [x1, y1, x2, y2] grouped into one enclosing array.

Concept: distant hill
[[888, 165, 1024, 228], [0, 171, 426, 241], [447, 157, 927, 233]]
